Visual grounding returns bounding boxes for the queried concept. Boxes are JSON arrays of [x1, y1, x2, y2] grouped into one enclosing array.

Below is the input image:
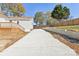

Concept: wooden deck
[[0, 28, 26, 52]]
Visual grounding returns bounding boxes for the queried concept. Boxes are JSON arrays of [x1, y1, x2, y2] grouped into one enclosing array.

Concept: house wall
[[0, 18, 9, 22], [0, 18, 33, 32]]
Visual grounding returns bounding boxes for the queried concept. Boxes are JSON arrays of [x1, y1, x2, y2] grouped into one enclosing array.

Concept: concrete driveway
[[0, 29, 76, 56]]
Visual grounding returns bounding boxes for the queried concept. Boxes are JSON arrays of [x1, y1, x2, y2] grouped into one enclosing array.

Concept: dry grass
[[0, 28, 27, 52], [57, 26, 79, 32]]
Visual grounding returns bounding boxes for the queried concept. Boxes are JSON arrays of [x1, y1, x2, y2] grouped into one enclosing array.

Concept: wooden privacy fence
[[54, 19, 79, 26]]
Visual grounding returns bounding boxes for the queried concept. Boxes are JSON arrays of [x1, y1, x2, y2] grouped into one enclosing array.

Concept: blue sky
[[23, 3, 79, 18]]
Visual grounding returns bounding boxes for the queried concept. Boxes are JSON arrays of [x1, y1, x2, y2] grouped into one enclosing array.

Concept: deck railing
[[0, 22, 25, 31]]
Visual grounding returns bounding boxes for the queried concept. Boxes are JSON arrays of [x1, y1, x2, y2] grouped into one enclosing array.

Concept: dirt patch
[[0, 28, 27, 52]]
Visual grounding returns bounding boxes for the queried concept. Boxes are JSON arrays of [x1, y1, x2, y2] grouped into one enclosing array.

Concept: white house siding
[[0, 18, 9, 22], [0, 18, 33, 32]]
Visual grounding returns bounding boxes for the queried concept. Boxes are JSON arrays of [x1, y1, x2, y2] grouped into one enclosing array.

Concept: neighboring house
[[7, 16, 33, 32], [0, 12, 33, 32]]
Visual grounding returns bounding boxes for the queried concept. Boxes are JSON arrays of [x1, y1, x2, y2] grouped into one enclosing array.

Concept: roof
[[7, 16, 33, 21]]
